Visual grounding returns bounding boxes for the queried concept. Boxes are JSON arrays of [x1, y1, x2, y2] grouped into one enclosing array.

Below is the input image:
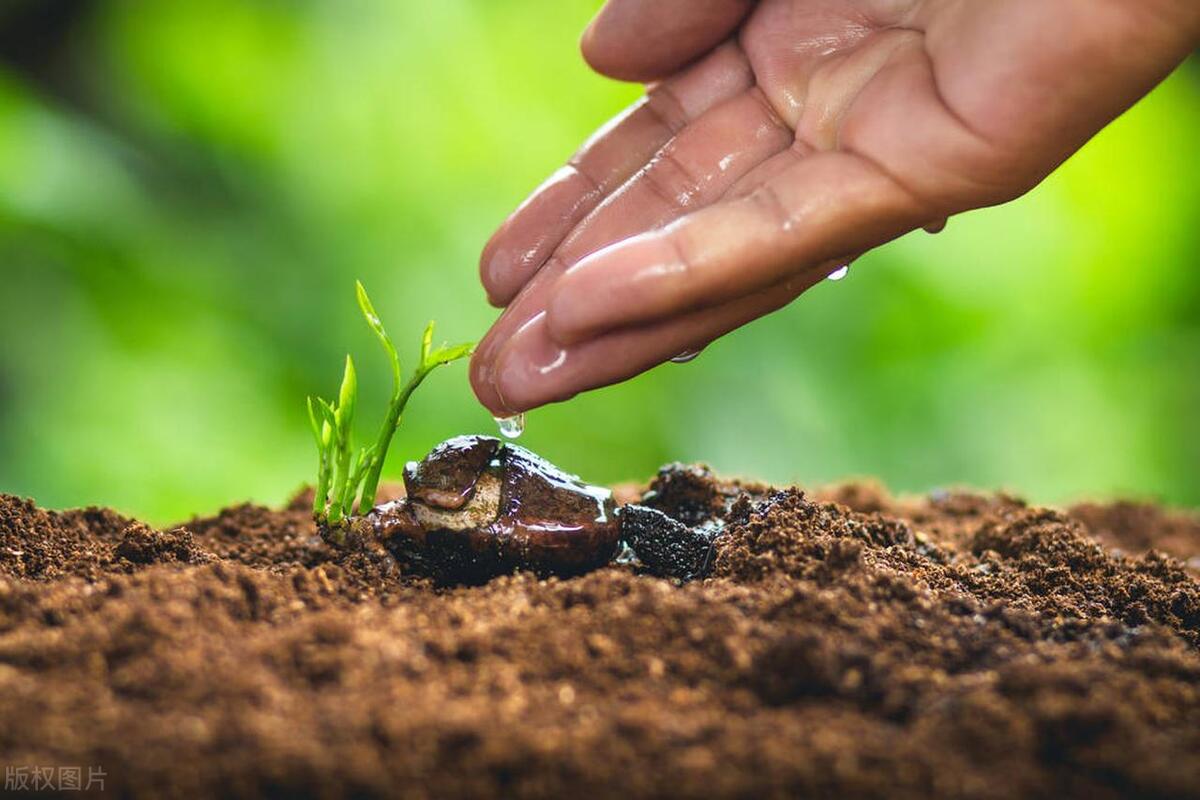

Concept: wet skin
[[471, 0, 1200, 414]]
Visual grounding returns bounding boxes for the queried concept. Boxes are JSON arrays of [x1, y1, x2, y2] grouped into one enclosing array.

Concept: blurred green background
[[1, 0, 1197, 524]]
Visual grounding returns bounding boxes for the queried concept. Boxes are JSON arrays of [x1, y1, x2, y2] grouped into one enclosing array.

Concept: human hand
[[471, 0, 1200, 414]]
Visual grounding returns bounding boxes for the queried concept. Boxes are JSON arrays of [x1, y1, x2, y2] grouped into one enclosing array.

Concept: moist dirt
[[1, 468, 1198, 799]]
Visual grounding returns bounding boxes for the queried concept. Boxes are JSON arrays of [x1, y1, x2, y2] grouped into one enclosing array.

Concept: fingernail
[[494, 313, 568, 411], [469, 346, 515, 417], [469, 353, 492, 395]]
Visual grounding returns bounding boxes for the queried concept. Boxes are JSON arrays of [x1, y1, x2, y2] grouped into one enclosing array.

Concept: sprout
[[308, 282, 474, 538]]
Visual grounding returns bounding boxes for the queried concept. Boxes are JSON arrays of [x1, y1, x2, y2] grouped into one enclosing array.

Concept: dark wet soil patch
[[1, 469, 1198, 798]]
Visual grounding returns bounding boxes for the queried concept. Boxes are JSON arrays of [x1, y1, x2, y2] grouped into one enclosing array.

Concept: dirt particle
[[113, 523, 208, 565]]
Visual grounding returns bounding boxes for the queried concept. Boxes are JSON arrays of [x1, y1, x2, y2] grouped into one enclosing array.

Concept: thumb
[[582, 0, 755, 83]]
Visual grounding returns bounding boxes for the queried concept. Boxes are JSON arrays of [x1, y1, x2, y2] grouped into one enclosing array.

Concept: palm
[[736, 0, 1007, 213], [471, 0, 1198, 414], [738, 0, 1185, 211]]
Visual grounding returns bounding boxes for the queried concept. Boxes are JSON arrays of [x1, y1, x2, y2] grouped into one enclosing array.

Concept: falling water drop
[[670, 349, 701, 364], [827, 265, 850, 281], [494, 413, 526, 439]]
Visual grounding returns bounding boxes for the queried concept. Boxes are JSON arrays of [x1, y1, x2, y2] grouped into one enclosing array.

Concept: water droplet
[[670, 349, 701, 364], [613, 541, 638, 565], [827, 265, 849, 281], [924, 218, 948, 235], [494, 413, 525, 439]]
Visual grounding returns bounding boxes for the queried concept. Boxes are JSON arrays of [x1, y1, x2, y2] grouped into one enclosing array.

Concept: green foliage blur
[[1, 1, 1198, 523]]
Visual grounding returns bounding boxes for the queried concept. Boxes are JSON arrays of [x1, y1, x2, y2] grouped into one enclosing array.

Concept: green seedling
[[308, 282, 473, 540]]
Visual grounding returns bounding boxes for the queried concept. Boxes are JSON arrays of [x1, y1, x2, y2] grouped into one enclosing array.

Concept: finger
[[487, 267, 831, 414], [582, 0, 756, 82], [472, 86, 793, 410], [570, 88, 793, 245], [480, 42, 753, 306], [472, 257, 571, 414], [544, 149, 929, 345]]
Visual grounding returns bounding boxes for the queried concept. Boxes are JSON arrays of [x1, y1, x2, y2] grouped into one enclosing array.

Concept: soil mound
[[0, 471, 1197, 799]]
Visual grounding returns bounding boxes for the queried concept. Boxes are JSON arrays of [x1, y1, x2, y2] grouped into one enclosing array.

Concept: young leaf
[[325, 357, 358, 526], [309, 396, 334, 519], [306, 396, 322, 446], [356, 281, 401, 391], [336, 355, 357, 430], [317, 398, 337, 431], [420, 320, 434, 365], [355, 280, 383, 334], [427, 341, 475, 368]]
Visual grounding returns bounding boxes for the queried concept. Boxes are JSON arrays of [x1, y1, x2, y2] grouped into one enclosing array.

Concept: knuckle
[[643, 84, 690, 137], [748, 182, 795, 233], [642, 148, 704, 211]]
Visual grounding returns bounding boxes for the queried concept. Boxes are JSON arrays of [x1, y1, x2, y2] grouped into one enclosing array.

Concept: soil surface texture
[[1, 467, 1198, 799]]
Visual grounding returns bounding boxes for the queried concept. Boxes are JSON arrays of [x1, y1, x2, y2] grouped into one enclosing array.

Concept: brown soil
[[1, 469, 1198, 799]]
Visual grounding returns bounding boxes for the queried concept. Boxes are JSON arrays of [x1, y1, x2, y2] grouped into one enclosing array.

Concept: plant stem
[[358, 366, 431, 512], [325, 356, 357, 525], [313, 447, 331, 519]]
